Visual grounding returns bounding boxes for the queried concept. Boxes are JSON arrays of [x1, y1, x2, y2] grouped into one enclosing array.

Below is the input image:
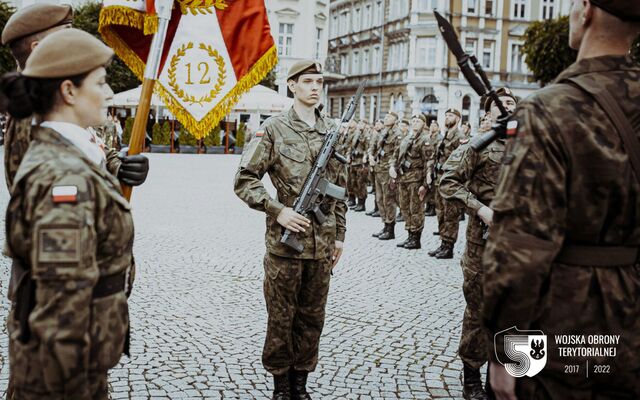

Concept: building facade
[[326, 0, 571, 127]]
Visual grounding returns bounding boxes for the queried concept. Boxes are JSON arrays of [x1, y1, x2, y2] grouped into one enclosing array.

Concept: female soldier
[[1, 29, 135, 399]]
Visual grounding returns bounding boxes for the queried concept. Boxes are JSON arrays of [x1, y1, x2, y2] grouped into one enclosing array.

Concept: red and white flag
[[99, 0, 276, 139]]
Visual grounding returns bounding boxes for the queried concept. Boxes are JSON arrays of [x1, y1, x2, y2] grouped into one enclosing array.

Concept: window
[[510, 43, 525, 73], [354, 8, 361, 32], [353, 51, 360, 74], [363, 49, 370, 74], [364, 4, 372, 29], [315, 28, 323, 60], [465, 38, 477, 55], [482, 40, 495, 69], [418, 0, 437, 11], [359, 95, 366, 119], [389, 94, 395, 111], [340, 11, 349, 35], [420, 94, 438, 116], [374, 1, 383, 24], [466, 0, 477, 14], [416, 37, 437, 67], [462, 95, 471, 123], [484, 0, 494, 16], [513, 0, 526, 19], [339, 97, 345, 116], [542, 0, 555, 20], [277, 23, 293, 56], [370, 95, 378, 120], [331, 14, 338, 38], [340, 53, 348, 74], [387, 44, 395, 70], [372, 46, 381, 72], [400, 42, 408, 67], [396, 94, 405, 113]]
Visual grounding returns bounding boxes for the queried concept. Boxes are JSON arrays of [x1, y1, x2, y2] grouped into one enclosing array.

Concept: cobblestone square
[[0, 152, 478, 399]]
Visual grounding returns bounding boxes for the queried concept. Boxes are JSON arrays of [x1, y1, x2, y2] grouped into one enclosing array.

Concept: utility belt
[[11, 259, 126, 343], [554, 245, 640, 267]]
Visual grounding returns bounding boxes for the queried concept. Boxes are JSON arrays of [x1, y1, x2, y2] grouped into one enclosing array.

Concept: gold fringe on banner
[[99, 6, 278, 140]]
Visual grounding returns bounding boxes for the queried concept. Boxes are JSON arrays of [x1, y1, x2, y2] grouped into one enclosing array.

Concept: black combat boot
[[428, 242, 444, 257], [435, 241, 454, 259], [290, 370, 312, 400], [347, 196, 356, 208], [462, 364, 488, 400], [372, 225, 385, 237], [366, 203, 379, 216], [378, 223, 395, 240], [425, 203, 436, 216], [396, 212, 405, 222], [272, 374, 291, 400], [396, 233, 411, 247], [404, 231, 422, 250], [460, 213, 466, 221], [354, 198, 366, 212]]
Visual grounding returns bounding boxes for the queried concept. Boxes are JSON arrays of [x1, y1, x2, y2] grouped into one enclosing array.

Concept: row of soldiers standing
[[335, 106, 488, 257]]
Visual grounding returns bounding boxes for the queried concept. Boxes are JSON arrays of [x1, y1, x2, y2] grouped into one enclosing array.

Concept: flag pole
[[122, 0, 173, 200]]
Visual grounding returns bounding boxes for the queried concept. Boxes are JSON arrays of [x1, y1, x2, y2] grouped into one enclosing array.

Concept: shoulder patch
[[38, 227, 80, 264], [254, 130, 264, 138], [52, 186, 78, 204], [507, 120, 518, 137]]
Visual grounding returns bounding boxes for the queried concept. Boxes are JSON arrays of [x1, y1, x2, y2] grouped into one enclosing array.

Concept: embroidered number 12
[[185, 62, 212, 85]]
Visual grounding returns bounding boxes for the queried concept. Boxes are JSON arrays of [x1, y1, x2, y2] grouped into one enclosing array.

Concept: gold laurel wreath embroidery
[[177, 0, 228, 15], [168, 42, 226, 106]]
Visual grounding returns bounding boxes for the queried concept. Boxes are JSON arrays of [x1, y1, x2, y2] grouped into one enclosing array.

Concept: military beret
[[2, 4, 73, 45], [287, 59, 323, 81], [411, 114, 427, 124], [387, 111, 398, 119], [483, 87, 517, 112], [400, 118, 410, 125], [445, 108, 461, 118], [590, 0, 640, 21], [22, 29, 113, 78]]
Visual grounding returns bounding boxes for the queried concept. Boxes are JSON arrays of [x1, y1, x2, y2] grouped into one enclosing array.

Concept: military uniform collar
[[287, 106, 328, 134], [555, 55, 638, 82]]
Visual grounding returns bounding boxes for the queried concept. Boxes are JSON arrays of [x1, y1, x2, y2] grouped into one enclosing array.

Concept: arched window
[[462, 95, 471, 123], [389, 94, 395, 112], [396, 94, 405, 112], [420, 94, 438, 117]]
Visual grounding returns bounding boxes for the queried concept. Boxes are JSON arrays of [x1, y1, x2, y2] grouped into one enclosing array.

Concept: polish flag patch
[[255, 130, 265, 138], [506, 120, 518, 136], [52, 186, 78, 203]]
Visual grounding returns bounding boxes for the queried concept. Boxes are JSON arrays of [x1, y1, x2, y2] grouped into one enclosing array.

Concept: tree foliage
[[259, 67, 277, 90], [73, 2, 139, 93], [0, 2, 17, 75], [522, 16, 578, 86]]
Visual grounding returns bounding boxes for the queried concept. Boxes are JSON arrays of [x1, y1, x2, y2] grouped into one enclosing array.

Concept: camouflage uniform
[[370, 125, 400, 224], [483, 55, 640, 398], [234, 107, 347, 375], [391, 129, 430, 235], [6, 126, 134, 399], [4, 117, 123, 192], [347, 128, 370, 203], [424, 131, 440, 211], [433, 127, 465, 242], [439, 138, 505, 369]]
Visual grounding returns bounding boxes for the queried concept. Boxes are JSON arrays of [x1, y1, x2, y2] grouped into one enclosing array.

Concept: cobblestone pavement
[[0, 151, 483, 399]]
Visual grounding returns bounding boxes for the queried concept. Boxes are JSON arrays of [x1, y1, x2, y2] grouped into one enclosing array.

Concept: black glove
[[117, 154, 149, 186]]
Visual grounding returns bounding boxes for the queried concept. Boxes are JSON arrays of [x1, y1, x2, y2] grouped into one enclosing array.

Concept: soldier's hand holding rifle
[[277, 207, 310, 233], [418, 185, 427, 201], [477, 205, 494, 226]]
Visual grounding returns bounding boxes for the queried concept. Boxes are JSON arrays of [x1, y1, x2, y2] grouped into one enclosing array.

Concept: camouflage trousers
[[348, 164, 368, 200], [434, 184, 462, 243], [8, 371, 108, 399], [262, 252, 332, 376], [458, 223, 487, 369], [374, 171, 397, 224], [397, 181, 426, 233]]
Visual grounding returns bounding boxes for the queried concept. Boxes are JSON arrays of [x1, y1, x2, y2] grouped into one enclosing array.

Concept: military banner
[[99, 0, 277, 139]]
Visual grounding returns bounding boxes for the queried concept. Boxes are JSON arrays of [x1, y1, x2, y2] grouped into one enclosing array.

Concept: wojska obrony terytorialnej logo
[[495, 327, 548, 378]]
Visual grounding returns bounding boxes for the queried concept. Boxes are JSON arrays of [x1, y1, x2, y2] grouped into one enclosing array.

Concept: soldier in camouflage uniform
[[389, 114, 431, 249], [424, 120, 441, 216], [394, 119, 410, 223], [369, 112, 400, 240], [483, 2, 640, 398], [439, 88, 517, 400], [347, 120, 370, 212], [428, 108, 466, 259], [2, 29, 136, 400], [343, 120, 357, 208], [234, 60, 347, 400], [366, 120, 383, 217], [1, 4, 148, 193]]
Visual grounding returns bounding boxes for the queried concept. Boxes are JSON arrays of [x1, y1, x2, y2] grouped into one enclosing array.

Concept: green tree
[[259, 66, 277, 90], [204, 125, 221, 146], [235, 122, 246, 148], [123, 117, 134, 144], [522, 16, 578, 86], [73, 2, 140, 93], [179, 127, 197, 146], [0, 2, 16, 75]]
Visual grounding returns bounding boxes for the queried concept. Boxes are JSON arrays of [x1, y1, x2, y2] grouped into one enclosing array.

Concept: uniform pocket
[[278, 144, 306, 163], [264, 254, 281, 280], [90, 292, 128, 371]]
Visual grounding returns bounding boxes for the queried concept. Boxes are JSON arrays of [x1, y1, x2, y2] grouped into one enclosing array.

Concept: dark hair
[[0, 71, 89, 119]]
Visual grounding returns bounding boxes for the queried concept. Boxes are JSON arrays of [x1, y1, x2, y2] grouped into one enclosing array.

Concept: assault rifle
[[280, 81, 367, 252]]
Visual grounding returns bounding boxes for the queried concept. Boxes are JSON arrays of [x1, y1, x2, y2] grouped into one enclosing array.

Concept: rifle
[[434, 11, 509, 152], [280, 81, 367, 252]]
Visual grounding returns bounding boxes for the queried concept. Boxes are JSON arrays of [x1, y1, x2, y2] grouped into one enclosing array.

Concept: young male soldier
[[344, 119, 358, 208], [1, 4, 148, 191], [483, 1, 640, 399], [439, 88, 517, 400], [389, 114, 431, 249], [424, 120, 441, 216], [428, 108, 466, 259], [366, 119, 384, 217], [347, 119, 370, 212], [369, 112, 400, 240], [394, 119, 410, 223], [234, 60, 347, 400]]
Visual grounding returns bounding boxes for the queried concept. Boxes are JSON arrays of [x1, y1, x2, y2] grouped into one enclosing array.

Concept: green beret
[[2, 4, 73, 45], [445, 108, 461, 118], [411, 114, 427, 124], [483, 87, 517, 112], [591, 0, 640, 21], [22, 29, 113, 78], [287, 59, 323, 81], [387, 111, 398, 119]]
